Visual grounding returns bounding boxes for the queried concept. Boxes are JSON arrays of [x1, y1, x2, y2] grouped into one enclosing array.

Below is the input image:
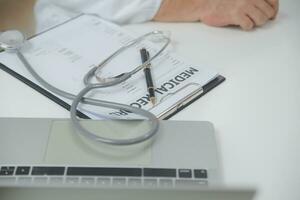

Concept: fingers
[[238, 15, 254, 30], [244, 0, 279, 28], [231, 11, 254, 30], [196, 0, 279, 30], [231, 0, 279, 30], [266, 0, 279, 19], [255, 0, 276, 19], [245, 5, 269, 26]]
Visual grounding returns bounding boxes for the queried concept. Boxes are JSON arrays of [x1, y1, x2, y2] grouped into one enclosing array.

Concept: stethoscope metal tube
[[84, 30, 170, 85], [0, 29, 170, 146]]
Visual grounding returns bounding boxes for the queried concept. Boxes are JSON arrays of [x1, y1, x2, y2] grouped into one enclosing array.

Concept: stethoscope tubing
[[6, 30, 170, 145]]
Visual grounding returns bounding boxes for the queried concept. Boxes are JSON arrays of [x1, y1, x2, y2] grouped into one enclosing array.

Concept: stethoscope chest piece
[[0, 30, 25, 51]]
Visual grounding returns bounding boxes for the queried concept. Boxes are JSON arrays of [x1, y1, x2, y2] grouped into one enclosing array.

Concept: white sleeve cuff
[[35, 0, 163, 32], [81, 0, 163, 24]]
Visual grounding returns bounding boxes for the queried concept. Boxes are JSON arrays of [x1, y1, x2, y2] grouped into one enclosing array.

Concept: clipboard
[[0, 62, 225, 119], [0, 14, 225, 120]]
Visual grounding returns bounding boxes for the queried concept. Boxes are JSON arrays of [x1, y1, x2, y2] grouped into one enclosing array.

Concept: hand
[[198, 0, 279, 30], [153, 0, 279, 30]]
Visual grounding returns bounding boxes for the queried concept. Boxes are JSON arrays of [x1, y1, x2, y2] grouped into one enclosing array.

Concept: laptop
[[0, 118, 255, 199], [0, 186, 255, 200]]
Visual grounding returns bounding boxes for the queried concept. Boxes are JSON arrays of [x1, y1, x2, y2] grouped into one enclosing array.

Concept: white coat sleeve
[[35, 0, 162, 32]]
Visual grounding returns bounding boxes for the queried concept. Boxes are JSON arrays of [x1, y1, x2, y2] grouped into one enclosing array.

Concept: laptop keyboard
[[0, 166, 208, 187]]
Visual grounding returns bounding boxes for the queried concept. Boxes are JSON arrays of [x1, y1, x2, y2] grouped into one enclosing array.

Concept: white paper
[[0, 14, 218, 119]]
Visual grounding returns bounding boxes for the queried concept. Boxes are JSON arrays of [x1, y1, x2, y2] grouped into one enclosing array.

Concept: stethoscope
[[0, 29, 171, 145]]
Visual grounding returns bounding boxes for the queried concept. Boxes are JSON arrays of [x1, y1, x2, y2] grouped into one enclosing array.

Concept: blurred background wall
[[0, 0, 37, 36]]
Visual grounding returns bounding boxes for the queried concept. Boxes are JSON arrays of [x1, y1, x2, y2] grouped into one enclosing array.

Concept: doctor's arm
[[153, 0, 279, 30], [35, 0, 279, 31]]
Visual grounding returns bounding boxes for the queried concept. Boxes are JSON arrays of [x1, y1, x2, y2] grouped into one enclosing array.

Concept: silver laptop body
[[0, 118, 255, 200]]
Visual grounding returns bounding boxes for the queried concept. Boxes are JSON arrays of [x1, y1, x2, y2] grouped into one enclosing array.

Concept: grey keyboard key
[[128, 178, 142, 187], [159, 179, 173, 188], [194, 169, 207, 179], [49, 177, 64, 185], [0, 167, 15, 176], [175, 179, 208, 187], [178, 169, 192, 178], [144, 179, 158, 187], [65, 177, 79, 185], [112, 178, 126, 187], [17, 177, 32, 184], [81, 177, 95, 185], [16, 167, 30, 175], [0, 177, 16, 185], [96, 177, 111, 186], [33, 177, 48, 184], [68, 167, 141, 177], [32, 167, 65, 176], [144, 168, 176, 178]]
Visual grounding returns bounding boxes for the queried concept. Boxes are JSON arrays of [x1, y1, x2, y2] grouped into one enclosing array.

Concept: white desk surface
[[0, 0, 299, 200]]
